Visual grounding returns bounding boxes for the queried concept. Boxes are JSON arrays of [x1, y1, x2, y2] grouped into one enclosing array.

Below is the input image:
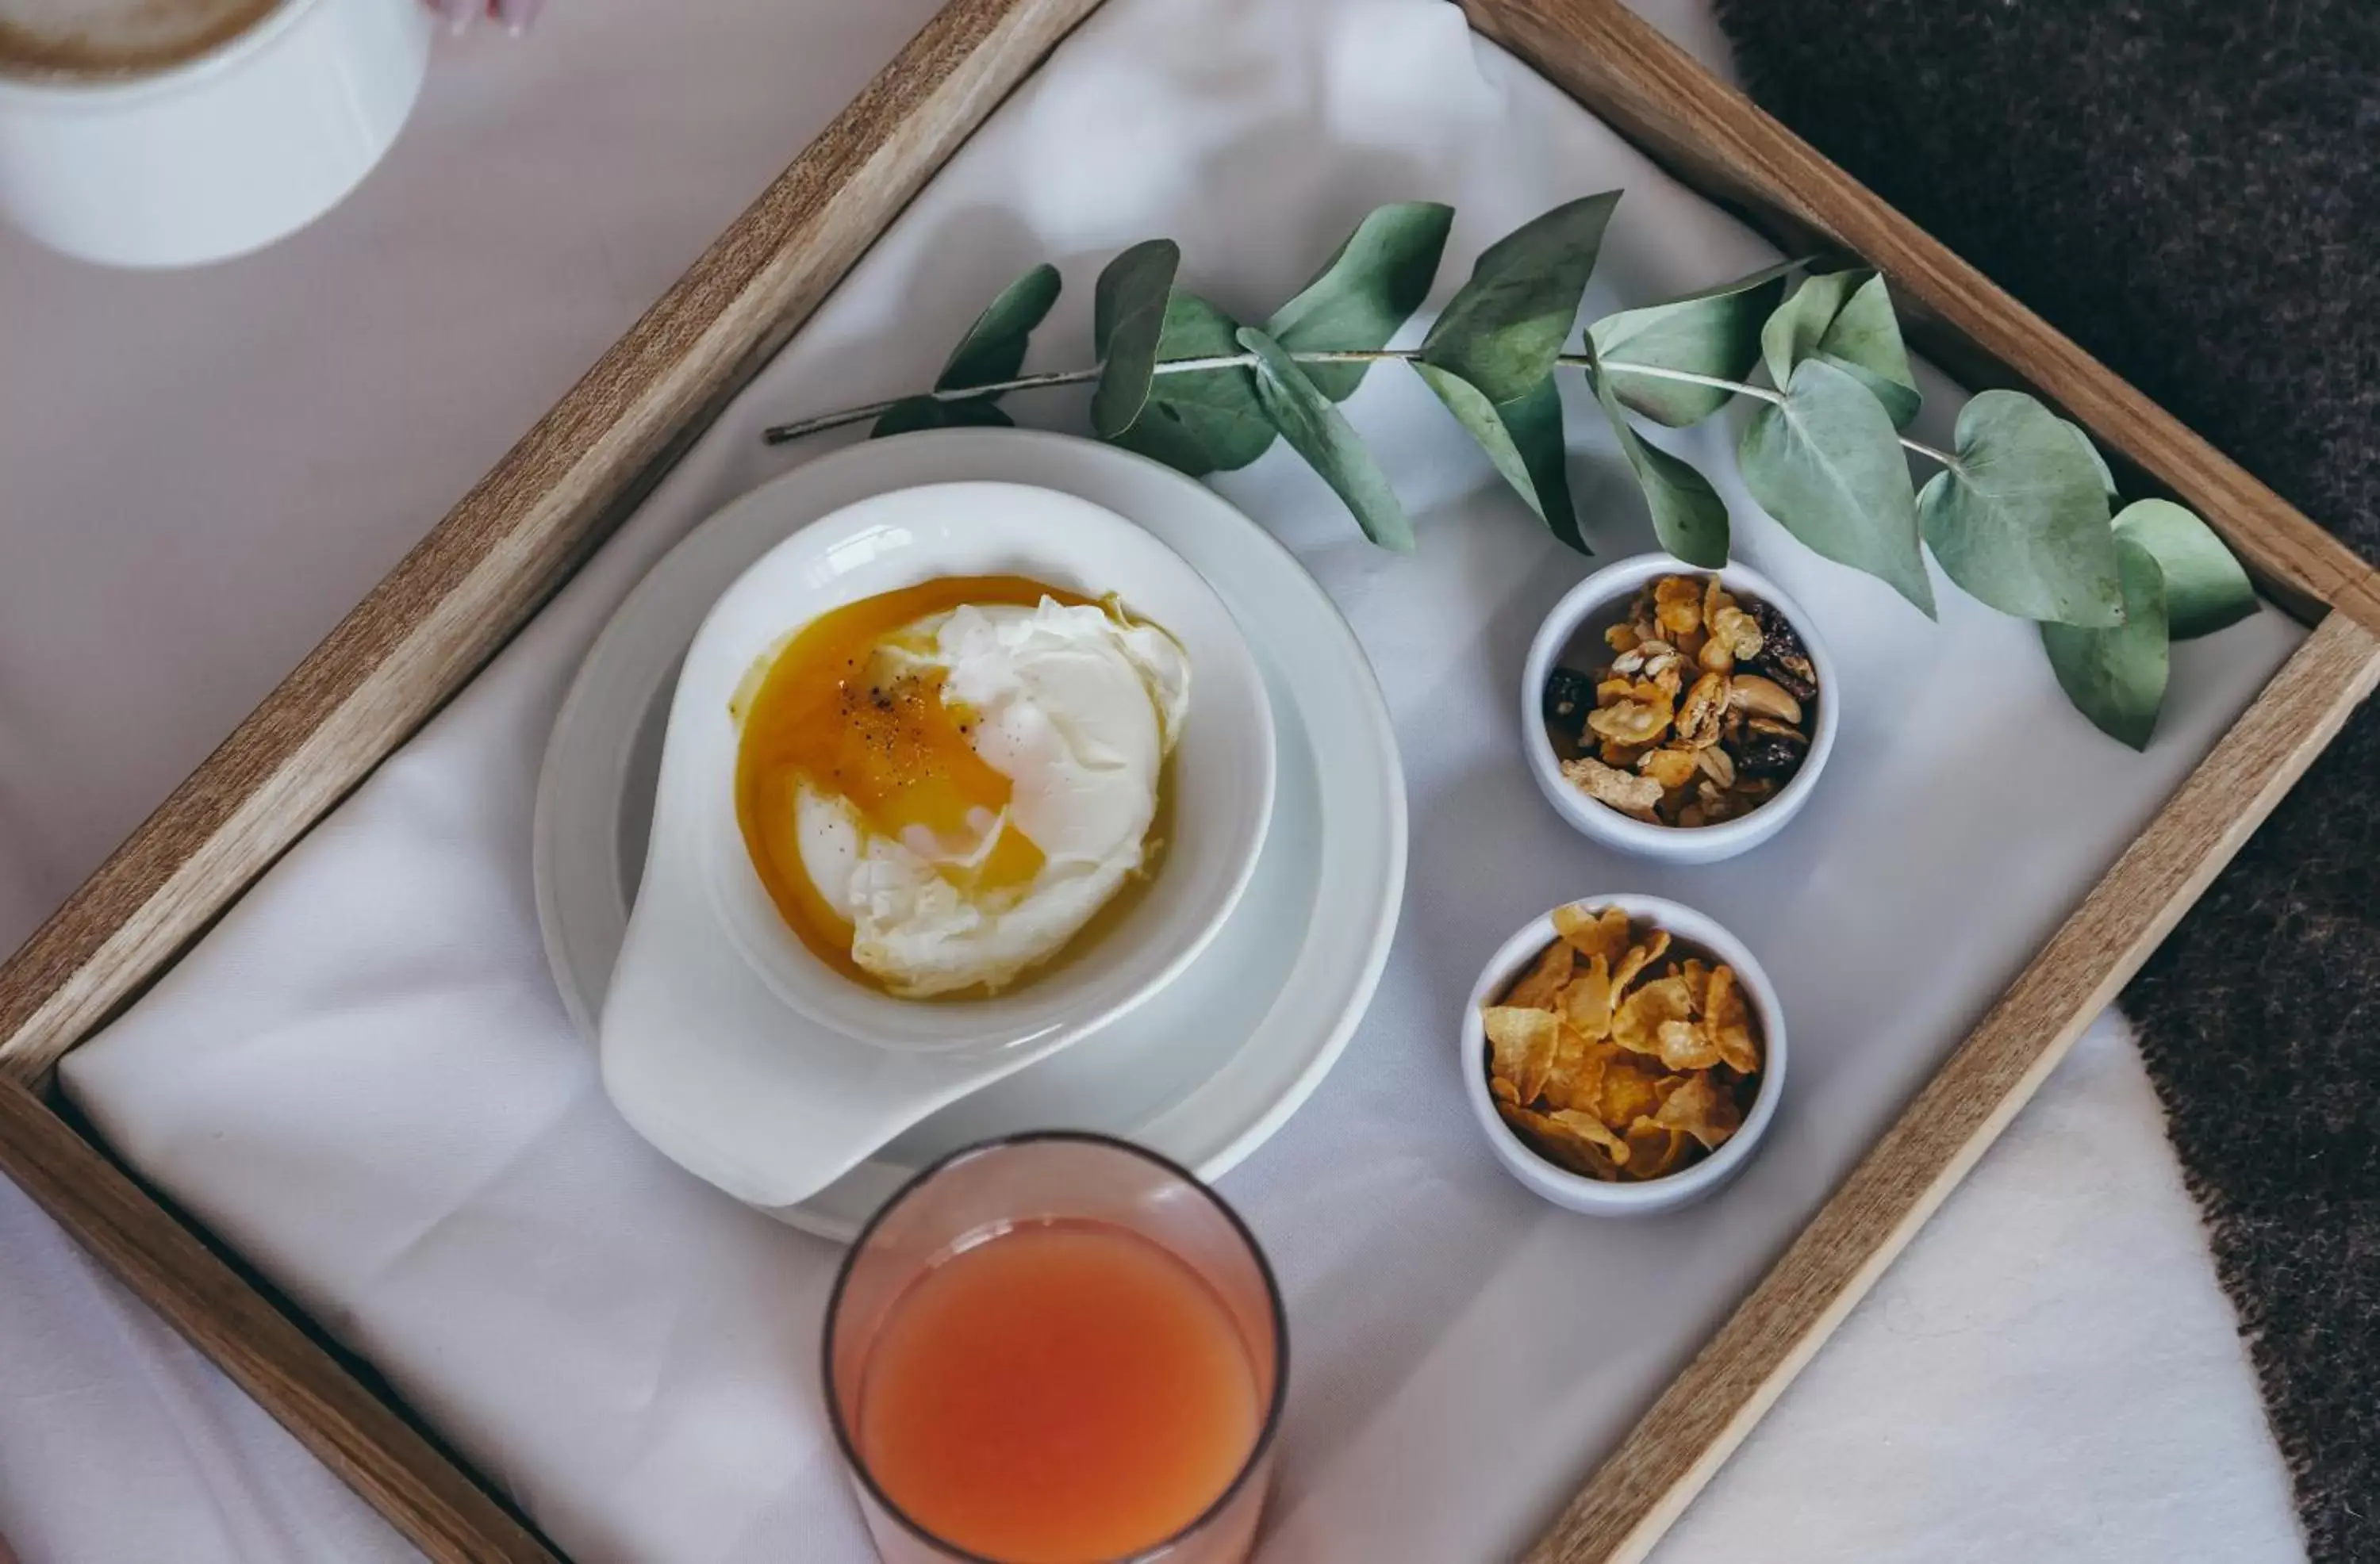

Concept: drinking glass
[[823, 1133, 1287, 1564]]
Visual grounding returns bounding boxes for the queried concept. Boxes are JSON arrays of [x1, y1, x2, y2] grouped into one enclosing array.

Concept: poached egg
[[735, 575, 1188, 999]]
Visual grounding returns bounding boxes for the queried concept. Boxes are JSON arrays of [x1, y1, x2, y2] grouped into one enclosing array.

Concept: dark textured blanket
[[1710, 1, 2380, 1554]]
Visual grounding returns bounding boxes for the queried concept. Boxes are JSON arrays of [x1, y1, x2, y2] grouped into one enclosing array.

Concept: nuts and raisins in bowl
[[1521, 554, 1837, 864], [1461, 897, 1785, 1215]]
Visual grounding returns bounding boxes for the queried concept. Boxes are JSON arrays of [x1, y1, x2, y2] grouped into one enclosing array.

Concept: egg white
[[793, 598, 1188, 997]]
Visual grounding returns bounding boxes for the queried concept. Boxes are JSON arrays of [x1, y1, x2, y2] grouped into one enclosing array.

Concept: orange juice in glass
[[824, 1133, 1285, 1564]]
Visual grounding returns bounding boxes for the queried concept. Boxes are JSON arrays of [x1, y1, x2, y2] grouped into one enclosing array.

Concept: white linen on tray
[[24, 0, 2304, 1559], [0, 1172, 417, 1564]]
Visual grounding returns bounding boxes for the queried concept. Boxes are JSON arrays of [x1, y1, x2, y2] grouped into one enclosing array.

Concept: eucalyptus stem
[[1580, 359, 1961, 469], [760, 346, 1961, 470], [762, 368, 1097, 443], [1896, 435, 1960, 470], [1576, 359, 1782, 404], [761, 349, 1422, 443]]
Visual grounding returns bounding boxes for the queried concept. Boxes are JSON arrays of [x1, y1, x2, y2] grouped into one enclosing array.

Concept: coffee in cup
[[0, 0, 290, 79]]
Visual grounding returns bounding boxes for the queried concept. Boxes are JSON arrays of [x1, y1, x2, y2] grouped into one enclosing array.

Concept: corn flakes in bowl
[[1462, 896, 1786, 1215]]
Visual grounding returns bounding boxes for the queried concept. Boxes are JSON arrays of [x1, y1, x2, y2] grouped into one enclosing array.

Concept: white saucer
[[534, 430, 1407, 1238]]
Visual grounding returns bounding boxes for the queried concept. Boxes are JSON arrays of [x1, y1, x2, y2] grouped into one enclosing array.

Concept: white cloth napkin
[[56, 1, 2305, 1560]]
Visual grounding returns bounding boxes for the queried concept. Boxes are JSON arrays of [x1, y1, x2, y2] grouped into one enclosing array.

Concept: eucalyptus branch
[[758, 348, 1773, 446], [764, 351, 1975, 472], [754, 198, 2253, 746]]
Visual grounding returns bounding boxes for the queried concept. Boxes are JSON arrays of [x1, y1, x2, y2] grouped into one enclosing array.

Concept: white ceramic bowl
[[1522, 554, 1837, 865], [1461, 895, 1787, 1216], [671, 479, 1276, 1056]]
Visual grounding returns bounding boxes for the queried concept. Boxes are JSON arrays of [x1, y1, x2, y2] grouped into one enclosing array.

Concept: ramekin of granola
[[1522, 555, 1838, 864]]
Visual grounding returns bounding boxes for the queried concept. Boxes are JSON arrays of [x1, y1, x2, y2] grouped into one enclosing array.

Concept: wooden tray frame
[[3, 1, 2376, 1558]]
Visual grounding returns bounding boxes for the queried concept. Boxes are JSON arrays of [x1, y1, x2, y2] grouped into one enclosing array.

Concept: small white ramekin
[[1522, 553, 1837, 865], [1461, 895, 1786, 1217]]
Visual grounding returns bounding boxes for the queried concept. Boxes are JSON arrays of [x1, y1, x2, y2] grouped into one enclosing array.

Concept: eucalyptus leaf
[[1761, 269, 1920, 427], [1496, 377, 1579, 552], [1814, 351, 1921, 427], [2063, 417, 2119, 497], [1587, 261, 1791, 427], [1587, 351, 1727, 565], [1414, 366, 1582, 550], [1090, 239, 1180, 439], [1917, 389, 2121, 626], [2041, 536, 2168, 749], [1108, 293, 1276, 477], [2113, 498, 2257, 638], [1760, 270, 1856, 389], [1737, 357, 1935, 614], [1238, 326, 1415, 551], [1267, 201, 1453, 400], [872, 397, 1013, 438], [1814, 274, 1917, 419], [934, 263, 1062, 392], [1418, 191, 1621, 404]]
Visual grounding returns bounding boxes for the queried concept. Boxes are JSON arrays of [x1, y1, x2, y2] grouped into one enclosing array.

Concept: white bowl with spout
[[599, 477, 1274, 1210]]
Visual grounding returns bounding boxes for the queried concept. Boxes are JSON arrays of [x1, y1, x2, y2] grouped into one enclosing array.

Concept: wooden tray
[[4, 1, 2375, 1559]]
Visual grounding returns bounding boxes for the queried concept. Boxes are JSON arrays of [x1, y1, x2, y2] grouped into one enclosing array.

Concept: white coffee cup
[[0, 0, 432, 267]]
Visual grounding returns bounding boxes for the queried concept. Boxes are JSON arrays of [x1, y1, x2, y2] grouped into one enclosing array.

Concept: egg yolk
[[734, 575, 1087, 984]]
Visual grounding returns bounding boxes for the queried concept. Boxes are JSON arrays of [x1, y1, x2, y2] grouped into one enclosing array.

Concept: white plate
[[534, 430, 1407, 1238]]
